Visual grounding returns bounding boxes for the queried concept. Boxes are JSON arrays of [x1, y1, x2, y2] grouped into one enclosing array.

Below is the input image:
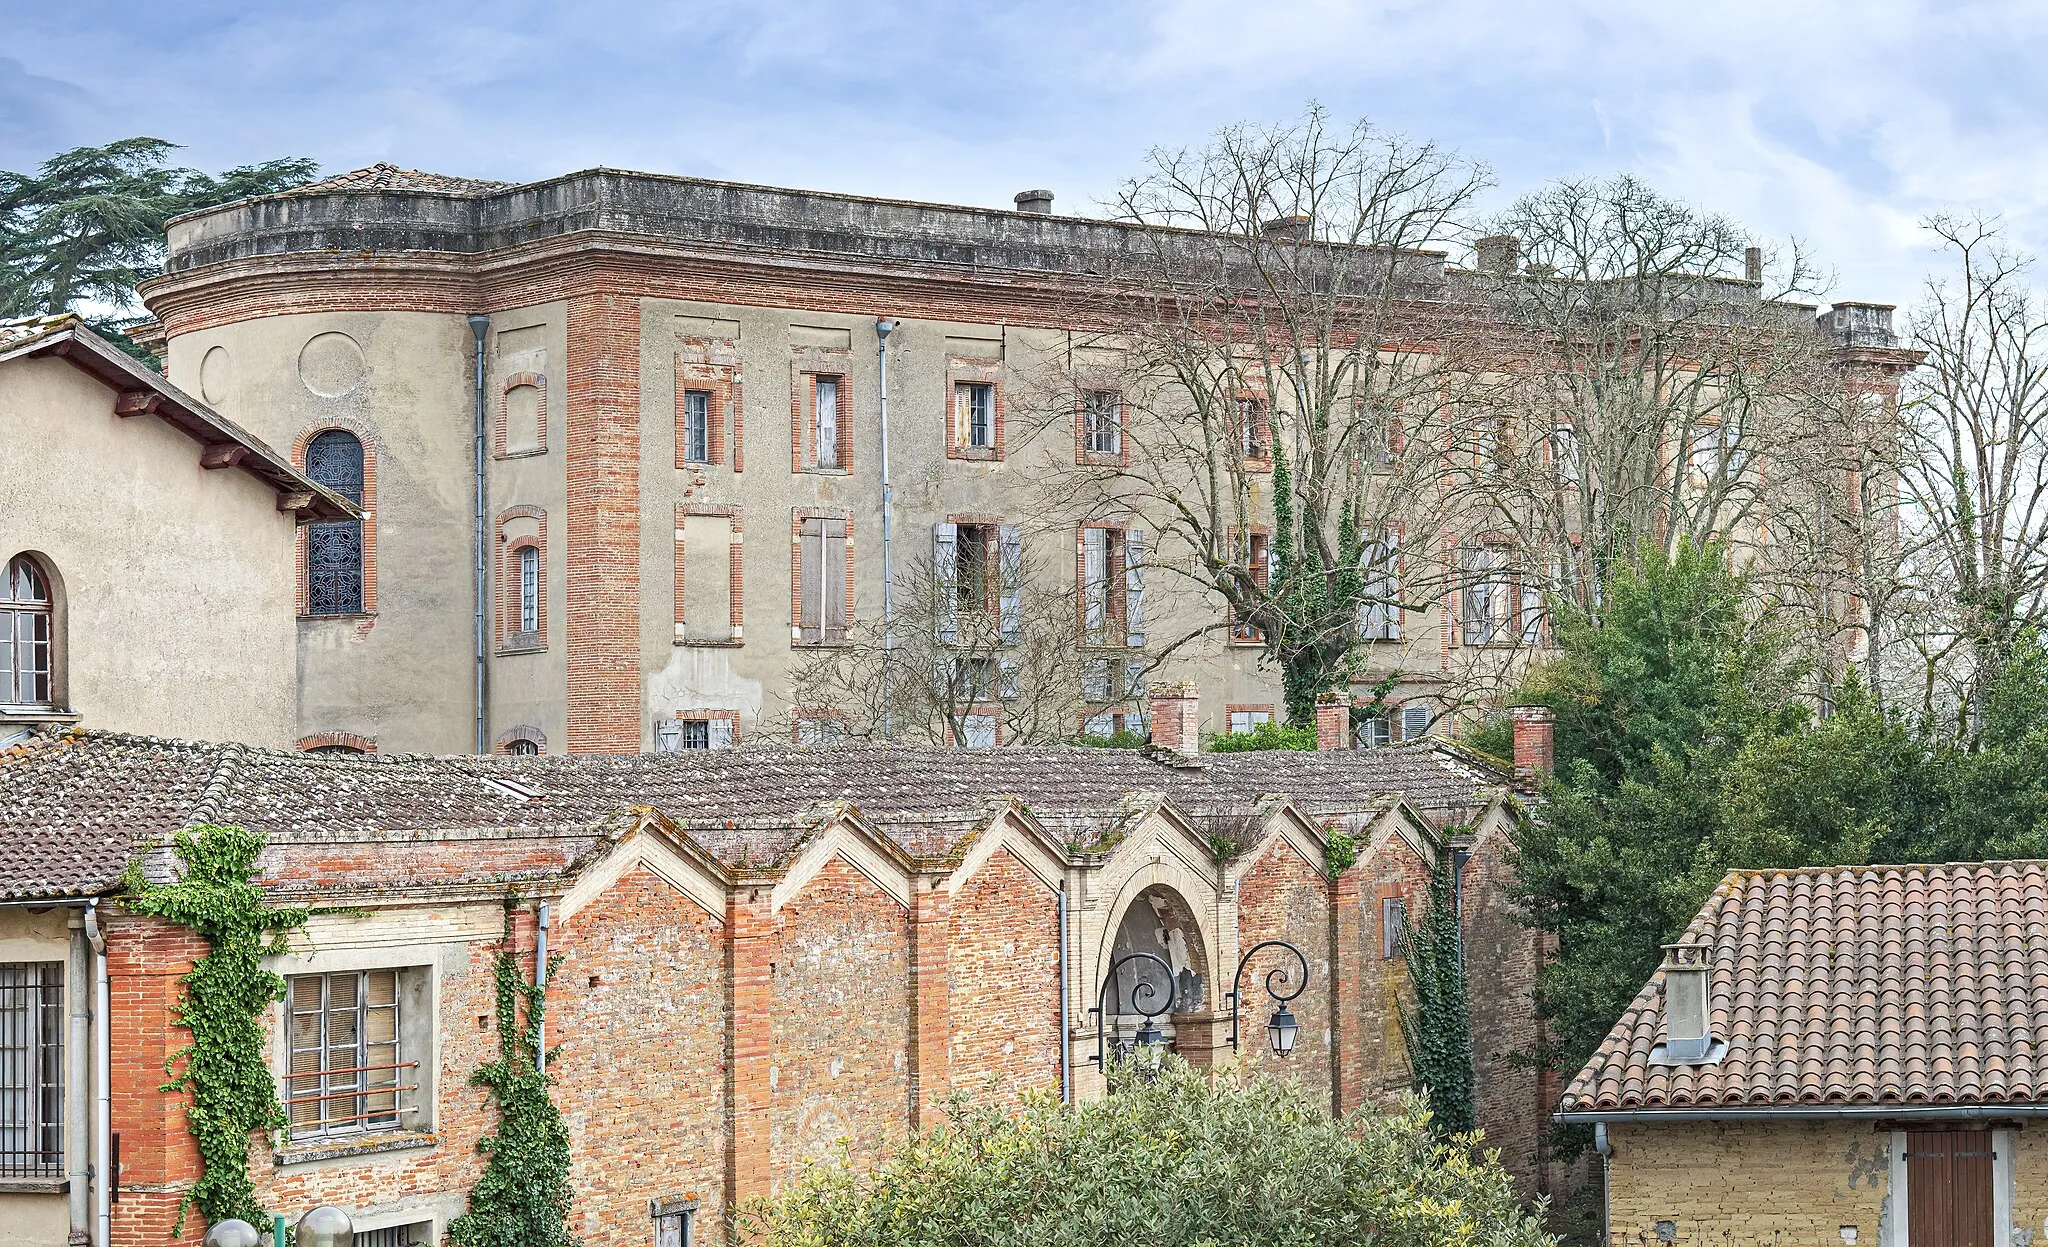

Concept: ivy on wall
[[447, 903, 577, 1247], [122, 823, 309, 1233], [1398, 841, 1476, 1136]]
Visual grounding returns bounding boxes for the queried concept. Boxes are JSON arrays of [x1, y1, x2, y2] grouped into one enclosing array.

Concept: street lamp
[[1090, 950, 1178, 1072], [1226, 939, 1309, 1058], [202, 1205, 352, 1247], [202, 1222, 260, 1247]]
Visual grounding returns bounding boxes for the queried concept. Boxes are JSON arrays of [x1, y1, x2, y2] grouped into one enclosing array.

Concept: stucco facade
[[0, 318, 344, 748]]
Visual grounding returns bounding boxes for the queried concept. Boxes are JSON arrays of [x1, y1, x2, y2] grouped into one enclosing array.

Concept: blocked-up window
[[505, 382, 543, 455], [287, 970, 408, 1138], [1381, 897, 1408, 959], [0, 963, 62, 1176], [681, 513, 739, 644], [798, 516, 849, 644]]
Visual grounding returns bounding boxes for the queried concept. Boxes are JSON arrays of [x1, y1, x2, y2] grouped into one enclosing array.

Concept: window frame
[[0, 962, 63, 1177], [1081, 389, 1124, 460], [0, 555, 55, 709], [682, 389, 713, 465], [656, 712, 739, 752], [284, 968, 410, 1141], [518, 545, 539, 635], [1380, 897, 1408, 960], [959, 382, 996, 449], [299, 427, 373, 618]]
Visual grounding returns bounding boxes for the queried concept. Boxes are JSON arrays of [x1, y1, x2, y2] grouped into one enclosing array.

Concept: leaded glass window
[[305, 431, 366, 615]]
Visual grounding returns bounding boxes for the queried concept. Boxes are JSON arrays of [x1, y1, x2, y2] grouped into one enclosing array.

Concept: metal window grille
[[506, 739, 539, 756], [305, 430, 367, 615], [286, 970, 413, 1138], [519, 546, 539, 634], [0, 963, 62, 1176], [353, 1221, 433, 1247], [1, 557, 53, 707], [816, 378, 840, 467], [683, 391, 711, 463]]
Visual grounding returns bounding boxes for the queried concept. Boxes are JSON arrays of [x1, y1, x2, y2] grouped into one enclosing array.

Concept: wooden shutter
[[822, 518, 848, 642], [1907, 1130, 1994, 1247], [1124, 529, 1146, 647], [708, 717, 735, 749], [799, 519, 823, 643], [933, 523, 958, 643], [998, 525, 1023, 644]]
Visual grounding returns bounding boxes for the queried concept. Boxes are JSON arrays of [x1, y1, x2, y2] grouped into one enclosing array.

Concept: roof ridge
[[188, 740, 245, 830]]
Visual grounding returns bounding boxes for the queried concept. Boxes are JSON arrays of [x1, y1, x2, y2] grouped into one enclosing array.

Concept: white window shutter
[[1082, 658, 1113, 703], [1401, 704, 1431, 741], [998, 658, 1020, 701], [654, 720, 683, 753], [708, 717, 735, 749], [1124, 529, 1146, 648], [1122, 657, 1147, 702], [1082, 527, 1109, 643], [933, 523, 958, 644], [998, 525, 1024, 645], [799, 520, 823, 643]]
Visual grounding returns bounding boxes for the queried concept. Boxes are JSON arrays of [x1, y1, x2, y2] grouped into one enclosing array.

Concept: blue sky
[[6, 0, 2044, 305]]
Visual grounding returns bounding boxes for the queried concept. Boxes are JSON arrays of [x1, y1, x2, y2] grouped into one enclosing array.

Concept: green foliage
[[1461, 714, 1514, 765], [121, 824, 308, 1234], [1, 138, 315, 361], [1399, 848, 1475, 1135], [746, 1057, 1552, 1247], [1204, 720, 1318, 753], [1073, 729, 1149, 749], [1323, 829, 1359, 879], [1511, 542, 2048, 1085], [1266, 444, 1372, 723], [447, 913, 576, 1247]]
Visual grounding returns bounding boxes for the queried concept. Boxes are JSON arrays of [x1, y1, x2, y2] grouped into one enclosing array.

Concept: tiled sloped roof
[[1560, 862, 2048, 1114], [1175, 742, 1506, 817], [283, 163, 511, 197], [0, 731, 1506, 901], [0, 313, 78, 350]]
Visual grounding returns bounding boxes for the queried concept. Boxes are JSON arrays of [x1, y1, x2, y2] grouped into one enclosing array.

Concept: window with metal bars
[[353, 1222, 433, 1247], [518, 545, 539, 635], [305, 430, 367, 616], [0, 963, 62, 1176], [286, 970, 412, 1138]]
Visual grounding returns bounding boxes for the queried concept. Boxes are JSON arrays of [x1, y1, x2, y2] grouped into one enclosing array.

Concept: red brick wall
[[564, 293, 643, 752], [946, 849, 1061, 1107], [770, 860, 911, 1187], [1234, 840, 1334, 1098], [1355, 834, 1434, 1105], [1463, 824, 1548, 1197], [104, 910, 208, 1247], [552, 868, 729, 1242]]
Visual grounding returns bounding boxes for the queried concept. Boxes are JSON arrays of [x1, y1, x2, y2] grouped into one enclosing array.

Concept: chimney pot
[[1261, 214, 1312, 243], [1148, 680, 1203, 757], [1315, 693, 1351, 751], [1507, 705, 1554, 790], [1014, 189, 1054, 215], [1744, 246, 1763, 284], [1657, 942, 1716, 1063], [1475, 234, 1520, 275]]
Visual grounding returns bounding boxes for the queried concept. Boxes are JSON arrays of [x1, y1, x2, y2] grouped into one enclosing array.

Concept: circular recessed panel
[[198, 346, 232, 405], [298, 332, 367, 398]]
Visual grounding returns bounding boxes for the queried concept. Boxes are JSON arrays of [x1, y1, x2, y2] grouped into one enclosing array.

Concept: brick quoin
[[725, 889, 774, 1215], [564, 293, 643, 752]]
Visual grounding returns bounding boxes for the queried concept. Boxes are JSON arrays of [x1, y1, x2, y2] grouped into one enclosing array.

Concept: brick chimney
[[1148, 681, 1202, 757], [1657, 942, 1716, 1063], [1507, 705, 1554, 789], [1315, 692, 1350, 751], [1475, 234, 1520, 275]]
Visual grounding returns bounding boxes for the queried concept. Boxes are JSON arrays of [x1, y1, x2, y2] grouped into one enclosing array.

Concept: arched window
[[1, 556, 53, 706], [305, 430, 366, 615], [506, 739, 539, 757], [519, 545, 539, 634]]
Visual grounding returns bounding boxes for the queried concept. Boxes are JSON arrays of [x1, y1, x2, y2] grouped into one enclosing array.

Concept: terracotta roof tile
[[1561, 861, 2048, 1113], [283, 163, 511, 197]]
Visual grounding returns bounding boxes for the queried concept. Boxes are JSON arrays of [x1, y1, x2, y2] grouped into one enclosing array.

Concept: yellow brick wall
[[2012, 1129, 2048, 1245], [1605, 1121, 1889, 1246]]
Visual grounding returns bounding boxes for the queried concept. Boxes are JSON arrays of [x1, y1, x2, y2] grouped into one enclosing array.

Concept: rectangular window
[[1227, 708, 1272, 735], [1236, 396, 1270, 460], [1551, 422, 1579, 485], [960, 713, 998, 750], [1400, 704, 1432, 742], [1360, 716, 1392, 748], [518, 546, 538, 635], [956, 524, 995, 611], [1462, 544, 1514, 645], [354, 1223, 434, 1247], [1229, 531, 1271, 643], [656, 715, 736, 752], [815, 377, 841, 468], [798, 516, 849, 644], [0, 963, 62, 1176], [1084, 390, 1122, 456], [1357, 536, 1400, 641], [1381, 897, 1408, 959], [682, 390, 712, 464], [287, 970, 407, 1139], [958, 383, 995, 448], [795, 715, 848, 747]]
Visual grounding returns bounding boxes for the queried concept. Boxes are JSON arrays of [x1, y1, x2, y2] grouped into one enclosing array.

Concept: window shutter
[[799, 520, 823, 643], [1122, 657, 1147, 702], [1083, 527, 1110, 644], [1521, 580, 1544, 645], [998, 525, 1023, 644], [998, 658, 1020, 701], [933, 523, 958, 644], [708, 717, 735, 749], [1124, 529, 1146, 647], [824, 518, 849, 642], [1401, 704, 1431, 741], [655, 720, 683, 752]]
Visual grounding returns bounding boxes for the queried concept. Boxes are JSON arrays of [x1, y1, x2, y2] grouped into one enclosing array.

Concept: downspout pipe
[[1593, 1122, 1611, 1247], [534, 901, 549, 1072], [1057, 886, 1070, 1103], [875, 319, 896, 739], [468, 314, 490, 756], [84, 900, 108, 1247], [65, 913, 88, 1244]]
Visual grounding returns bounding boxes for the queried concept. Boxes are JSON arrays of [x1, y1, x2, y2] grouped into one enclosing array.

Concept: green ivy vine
[[1322, 829, 1359, 879], [1397, 841, 1476, 1136], [121, 823, 308, 1234], [447, 903, 576, 1247]]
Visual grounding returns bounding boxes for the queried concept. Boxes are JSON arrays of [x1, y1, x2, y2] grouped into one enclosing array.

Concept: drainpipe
[[1593, 1121, 1611, 1246], [1057, 886, 1070, 1103], [875, 319, 897, 738], [65, 912, 88, 1244], [84, 900, 109, 1247], [468, 314, 491, 756], [534, 901, 549, 1072]]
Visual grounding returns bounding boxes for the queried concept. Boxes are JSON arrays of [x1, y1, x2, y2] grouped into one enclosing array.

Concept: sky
[[5, 0, 2045, 307]]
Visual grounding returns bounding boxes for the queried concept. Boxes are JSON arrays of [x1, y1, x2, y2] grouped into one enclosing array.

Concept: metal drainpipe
[[84, 900, 109, 1247], [875, 319, 897, 738], [468, 314, 490, 756], [1593, 1122, 1611, 1245], [65, 911, 88, 1244], [1057, 886, 1070, 1103], [534, 901, 549, 1072]]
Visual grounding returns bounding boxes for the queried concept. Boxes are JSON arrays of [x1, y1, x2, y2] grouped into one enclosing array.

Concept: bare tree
[[1028, 105, 1491, 724], [1892, 214, 2048, 729], [771, 544, 1104, 747]]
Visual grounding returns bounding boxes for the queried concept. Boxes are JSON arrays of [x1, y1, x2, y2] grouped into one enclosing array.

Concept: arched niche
[[1099, 884, 1210, 1051]]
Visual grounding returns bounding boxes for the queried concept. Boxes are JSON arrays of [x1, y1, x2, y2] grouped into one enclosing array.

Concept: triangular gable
[[1222, 796, 1329, 890], [944, 800, 1067, 896], [770, 802, 915, 913], [557, 810, 731, 925]]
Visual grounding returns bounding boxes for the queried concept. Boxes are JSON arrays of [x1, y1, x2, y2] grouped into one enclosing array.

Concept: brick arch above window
[[292, 422, 378, 617], [297, 732, 377, 754], [495, 724, 547, 755], [499, 371, 547, 458], [496, 505, 548, 651]]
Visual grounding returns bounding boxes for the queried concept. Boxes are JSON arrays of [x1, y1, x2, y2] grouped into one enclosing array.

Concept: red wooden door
[[1905, 1130, 1995, 1247]]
